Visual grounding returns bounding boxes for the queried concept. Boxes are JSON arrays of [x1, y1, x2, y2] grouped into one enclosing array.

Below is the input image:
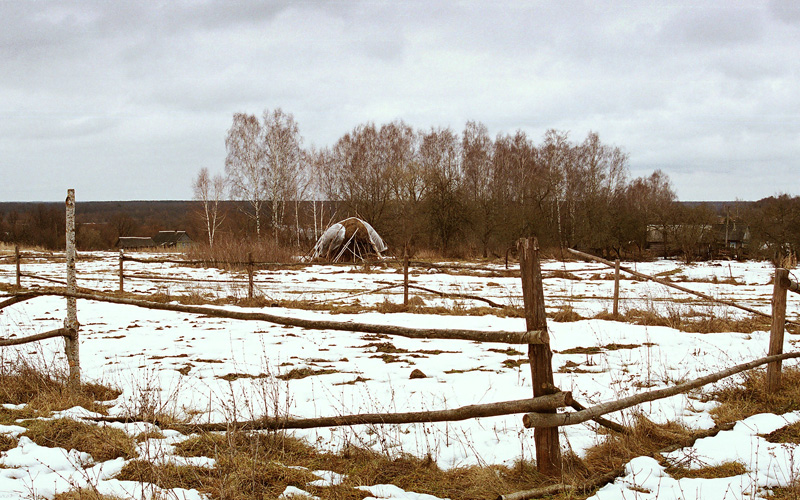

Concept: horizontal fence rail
[[94, 392, 572, 432], [522, 351, 800, 429], [2, 288, 545, 345]]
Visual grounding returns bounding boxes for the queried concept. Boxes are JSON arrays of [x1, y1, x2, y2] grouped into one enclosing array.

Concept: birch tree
[[225, 113, 266, 240], [193, 167, 226, 248], [262, 108, 304, 244]]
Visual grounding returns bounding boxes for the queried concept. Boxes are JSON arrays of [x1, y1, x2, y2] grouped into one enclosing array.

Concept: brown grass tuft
[[53, 490, 126, 500], [550, 305, 584, 322], [0, 358, 120, 416], [712, 366, 800, 426], [620, 308, 770, 334], [23, 418, 137, 462], [0, 434, 17, 452], [117, 461, 216, 491], [167, 431, 558, 500], [666, 460, 747, 479], [581, 415, 695, 481]]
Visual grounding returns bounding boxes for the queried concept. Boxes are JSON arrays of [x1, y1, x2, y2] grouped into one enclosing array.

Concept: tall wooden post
[[118, 249, 124, 292], [613, 258, 620, 317], [15, 244, 20, 288], [767, 267, 789, 393], [247, 252, 254, 300], [403, 244, 409, 306], [64, 189, 80, 385], [518, 237, 561, 475]]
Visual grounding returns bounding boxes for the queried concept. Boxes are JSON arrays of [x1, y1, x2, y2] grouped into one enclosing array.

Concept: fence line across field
[[3, 190, 800, 497]]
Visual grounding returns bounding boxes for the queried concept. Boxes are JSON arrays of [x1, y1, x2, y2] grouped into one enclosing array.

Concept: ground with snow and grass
[[0, 251, 799, 499]]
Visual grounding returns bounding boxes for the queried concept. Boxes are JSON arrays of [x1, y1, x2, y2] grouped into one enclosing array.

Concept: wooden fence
[[1, 190, 799, 500]]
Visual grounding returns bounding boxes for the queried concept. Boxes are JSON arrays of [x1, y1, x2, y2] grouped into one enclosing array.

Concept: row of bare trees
[[189, 109, 799, 261], [309, 121, 678, 257], [193, 110, 680, 257]]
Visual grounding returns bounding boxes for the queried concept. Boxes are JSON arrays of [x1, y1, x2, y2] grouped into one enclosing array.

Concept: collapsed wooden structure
[[312, 217, 387, 262]]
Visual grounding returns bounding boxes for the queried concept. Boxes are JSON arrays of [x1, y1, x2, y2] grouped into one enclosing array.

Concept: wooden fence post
[[518, 236, 561, 475], [613, 258, 620, 317], [767, 267, 789, 393], [247, 252, 254, 300], [403, 244, 409, 306], [64, 189, 80, 385], [15, 244, 20, 288], [118, 249, 124, 293]]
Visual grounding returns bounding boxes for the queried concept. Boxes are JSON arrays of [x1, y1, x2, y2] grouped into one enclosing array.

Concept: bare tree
[[225, 113, 266, 240], [461, 121, 494, 257], [193, 167, 226, 248], [262, 108, 304, 244], [421, 127, 466, 254]]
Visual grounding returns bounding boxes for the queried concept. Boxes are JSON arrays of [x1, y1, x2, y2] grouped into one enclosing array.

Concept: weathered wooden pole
[[767, 267, 789, 393], [613, 258, 620, 317], [247, 252, 254, 300], [517, 236, 561, 475], [118, 249, 124, 292], [403, 244, 409, 306], [15, 244, 20, 288], [64, 189, 80, 385]]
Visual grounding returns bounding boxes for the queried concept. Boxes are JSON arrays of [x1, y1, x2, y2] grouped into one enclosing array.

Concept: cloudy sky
[[1, 1, 798, 202]]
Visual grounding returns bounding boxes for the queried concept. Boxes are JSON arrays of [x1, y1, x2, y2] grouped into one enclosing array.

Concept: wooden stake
[[613, 258, 620, 317], [767, 267, 789, 393], [64, 189, 80, 385], [119, 249, 124, 292], [403, 244, 409, 306], [15, 244, 20, 288], [517, 236, 561, 475], [247, 252, 254, 300]]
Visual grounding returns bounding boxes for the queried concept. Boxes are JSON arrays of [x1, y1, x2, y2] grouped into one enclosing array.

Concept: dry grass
[[666, 460, 747, 479], [185, 239, 297, 267], [53, 490, 126, 500], [619, 307, 771, 334], [0, 434, 17, 452], [23, 418, 137, 461], [580, 415, 695, 481], [711, 366, 800, 426], [0, 358, 120, 416], [159, 430, 552, 500], [551, 305, 584, 322]]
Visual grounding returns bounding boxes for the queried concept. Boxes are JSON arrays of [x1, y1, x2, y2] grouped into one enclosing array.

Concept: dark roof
[[117, 237, 155, 248], [152, 231, 191, 245]]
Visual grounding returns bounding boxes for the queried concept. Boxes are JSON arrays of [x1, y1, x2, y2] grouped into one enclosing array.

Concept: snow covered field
[[1, 252, 799, 499]]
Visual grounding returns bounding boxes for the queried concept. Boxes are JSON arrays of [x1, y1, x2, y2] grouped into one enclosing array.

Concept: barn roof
[[153, 231, 192, 245], [117, 237, 156, 249]]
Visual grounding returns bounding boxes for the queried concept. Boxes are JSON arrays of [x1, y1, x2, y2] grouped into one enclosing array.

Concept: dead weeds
[[23, 418, 137, 461], [712, 366, 800, 426]]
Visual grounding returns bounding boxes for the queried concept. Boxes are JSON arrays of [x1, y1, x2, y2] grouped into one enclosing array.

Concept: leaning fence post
[[118, 249, 124, 292], [64, 189, 80, 385], [247, 252, 254, 300], [518, 236, 561, 475], [613, 258, 620, 317], [767, 267, 789, 393], [15, 244, 20, 288]]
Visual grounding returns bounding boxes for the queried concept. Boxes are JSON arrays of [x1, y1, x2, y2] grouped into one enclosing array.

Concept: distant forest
[[1, 195, 799, 265], [2, 110, 799, 264]]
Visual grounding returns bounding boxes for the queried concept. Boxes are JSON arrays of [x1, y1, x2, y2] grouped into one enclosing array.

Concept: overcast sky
[[1, 1, 799, 202]]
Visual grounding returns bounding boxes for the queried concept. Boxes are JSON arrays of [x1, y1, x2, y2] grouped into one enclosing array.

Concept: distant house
[[152, 231, 192, 249], [117, 237, 156, 249]]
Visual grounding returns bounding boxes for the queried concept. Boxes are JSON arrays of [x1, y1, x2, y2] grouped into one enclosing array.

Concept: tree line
[[210, 109, 681, 258], [1, 108, 798, 264]]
